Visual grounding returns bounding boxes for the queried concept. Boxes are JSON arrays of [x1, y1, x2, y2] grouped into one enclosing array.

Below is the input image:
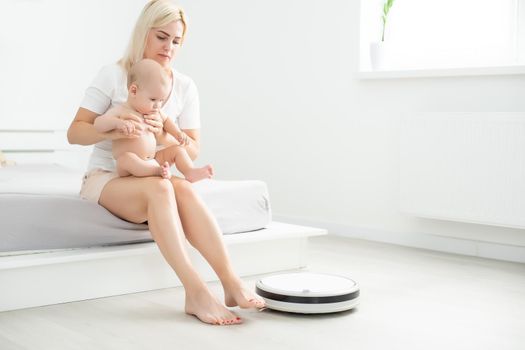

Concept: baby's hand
[[119, 113, 144, 137], [116, 119, 135, 136], [175, 131, 189, 146]]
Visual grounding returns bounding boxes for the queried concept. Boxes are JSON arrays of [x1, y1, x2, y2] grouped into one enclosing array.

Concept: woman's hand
[[144, 112, 164, 135]]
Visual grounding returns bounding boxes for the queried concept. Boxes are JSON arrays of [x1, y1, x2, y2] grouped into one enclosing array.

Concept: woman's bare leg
[[169, 177, 266, 309], [99, 176, 241, 325]]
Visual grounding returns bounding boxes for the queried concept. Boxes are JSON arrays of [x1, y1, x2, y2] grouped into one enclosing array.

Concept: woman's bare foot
[[184, 164, 213, 183], [223, 278, 266, 309], [185, 289, 242, 326], [159, 161, 171, 179]]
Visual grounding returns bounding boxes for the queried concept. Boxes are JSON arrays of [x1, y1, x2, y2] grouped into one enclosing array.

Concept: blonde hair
[[120, 0, 187, 72]]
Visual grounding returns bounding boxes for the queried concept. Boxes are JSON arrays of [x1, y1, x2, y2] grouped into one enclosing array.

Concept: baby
[[94, 58, 212, 182]]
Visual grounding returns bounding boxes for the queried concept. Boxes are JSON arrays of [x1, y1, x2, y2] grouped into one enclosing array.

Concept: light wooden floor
[[1, 235, 524, 350]]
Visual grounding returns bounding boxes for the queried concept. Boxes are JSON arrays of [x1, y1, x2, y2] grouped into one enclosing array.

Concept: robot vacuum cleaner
[[255, 272, 360, 314]]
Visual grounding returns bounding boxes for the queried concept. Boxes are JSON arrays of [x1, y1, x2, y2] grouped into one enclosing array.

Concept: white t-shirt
[[80, 63, 200, 172]]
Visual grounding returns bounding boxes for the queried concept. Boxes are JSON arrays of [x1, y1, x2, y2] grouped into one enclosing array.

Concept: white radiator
[[400, 112, 525, 229]]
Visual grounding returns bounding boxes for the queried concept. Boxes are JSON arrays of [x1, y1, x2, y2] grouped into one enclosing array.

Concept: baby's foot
[[185, 289, 242, 326], [224, 278, 266, 309], [184, 164, 213, 183], [160, 161, 171, 179]]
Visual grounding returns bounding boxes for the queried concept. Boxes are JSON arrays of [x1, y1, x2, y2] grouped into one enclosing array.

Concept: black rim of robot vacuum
[[255, 286, 360, 304]]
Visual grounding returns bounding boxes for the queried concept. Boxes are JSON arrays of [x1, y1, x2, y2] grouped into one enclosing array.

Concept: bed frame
[[0, 130, 327, 312]]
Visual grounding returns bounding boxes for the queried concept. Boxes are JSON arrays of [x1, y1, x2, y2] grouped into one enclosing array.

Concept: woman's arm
[[67, 107, 143, 146], [67, 108, 107, 145], [182, 128, 200, 161], [93, 108, 120, 133]]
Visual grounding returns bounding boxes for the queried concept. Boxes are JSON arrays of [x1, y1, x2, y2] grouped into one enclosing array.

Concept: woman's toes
[[248, 298, 265, 308], [224, 318, 237, 325], [206, 315, 219, 325]]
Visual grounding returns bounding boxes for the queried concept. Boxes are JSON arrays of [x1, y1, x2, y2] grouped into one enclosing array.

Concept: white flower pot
[[370, 42, 387, 70]]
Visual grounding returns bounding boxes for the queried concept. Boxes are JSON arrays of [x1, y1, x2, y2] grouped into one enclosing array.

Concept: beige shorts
[[80, 168, 119, 203]]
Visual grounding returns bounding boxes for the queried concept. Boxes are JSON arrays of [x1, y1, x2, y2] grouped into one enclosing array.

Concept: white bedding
[[0, 164, 271, 252]]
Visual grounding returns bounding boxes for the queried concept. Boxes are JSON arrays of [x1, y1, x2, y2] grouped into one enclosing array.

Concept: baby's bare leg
[[117, 152, 170, 178], [156, 145, 213, 183]]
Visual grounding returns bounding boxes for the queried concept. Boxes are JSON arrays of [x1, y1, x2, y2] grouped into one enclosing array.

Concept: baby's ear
[[129, 83, 138, 95]]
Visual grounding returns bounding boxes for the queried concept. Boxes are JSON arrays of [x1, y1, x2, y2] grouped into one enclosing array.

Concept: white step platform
[[0, 221, 327, 312]]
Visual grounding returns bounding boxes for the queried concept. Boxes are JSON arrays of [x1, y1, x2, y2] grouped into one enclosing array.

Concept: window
[[360, 0, 524, 72]]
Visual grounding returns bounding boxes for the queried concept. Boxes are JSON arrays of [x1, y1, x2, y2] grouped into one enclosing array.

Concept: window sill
[[357, 64, 525, 80]]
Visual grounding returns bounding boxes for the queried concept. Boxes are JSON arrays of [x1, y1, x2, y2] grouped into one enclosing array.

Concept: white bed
[[0, 130, 327, 312], [0, 163, 272, 252]]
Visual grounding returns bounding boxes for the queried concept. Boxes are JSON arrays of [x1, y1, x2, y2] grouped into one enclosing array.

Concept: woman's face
[[144, 20, 184, 68]]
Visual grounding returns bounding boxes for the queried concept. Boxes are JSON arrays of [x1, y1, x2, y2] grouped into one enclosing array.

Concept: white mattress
[[0, 164, 271, 252]]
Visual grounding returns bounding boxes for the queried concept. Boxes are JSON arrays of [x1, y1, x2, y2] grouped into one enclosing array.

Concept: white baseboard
[[274, 215, 525, 264]]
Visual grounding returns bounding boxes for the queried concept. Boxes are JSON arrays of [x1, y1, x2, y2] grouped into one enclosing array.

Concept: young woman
[[67, 0, 265, 326]]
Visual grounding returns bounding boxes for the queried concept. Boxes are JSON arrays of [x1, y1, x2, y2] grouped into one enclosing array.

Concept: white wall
[[1, 0, 523, 248], [175, 0, 525, 247], [0, 0, 145, 130]]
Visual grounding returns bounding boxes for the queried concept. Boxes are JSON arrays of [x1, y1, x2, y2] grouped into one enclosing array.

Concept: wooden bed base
[[0, 222, 326, 312]]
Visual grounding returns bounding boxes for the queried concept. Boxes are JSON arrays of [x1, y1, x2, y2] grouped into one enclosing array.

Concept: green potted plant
[[370, 0, 395, 70], [381, 0, 395, 42]]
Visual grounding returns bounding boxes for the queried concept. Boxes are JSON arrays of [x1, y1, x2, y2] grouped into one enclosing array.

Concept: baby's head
[[127, 58, 170, 115]]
